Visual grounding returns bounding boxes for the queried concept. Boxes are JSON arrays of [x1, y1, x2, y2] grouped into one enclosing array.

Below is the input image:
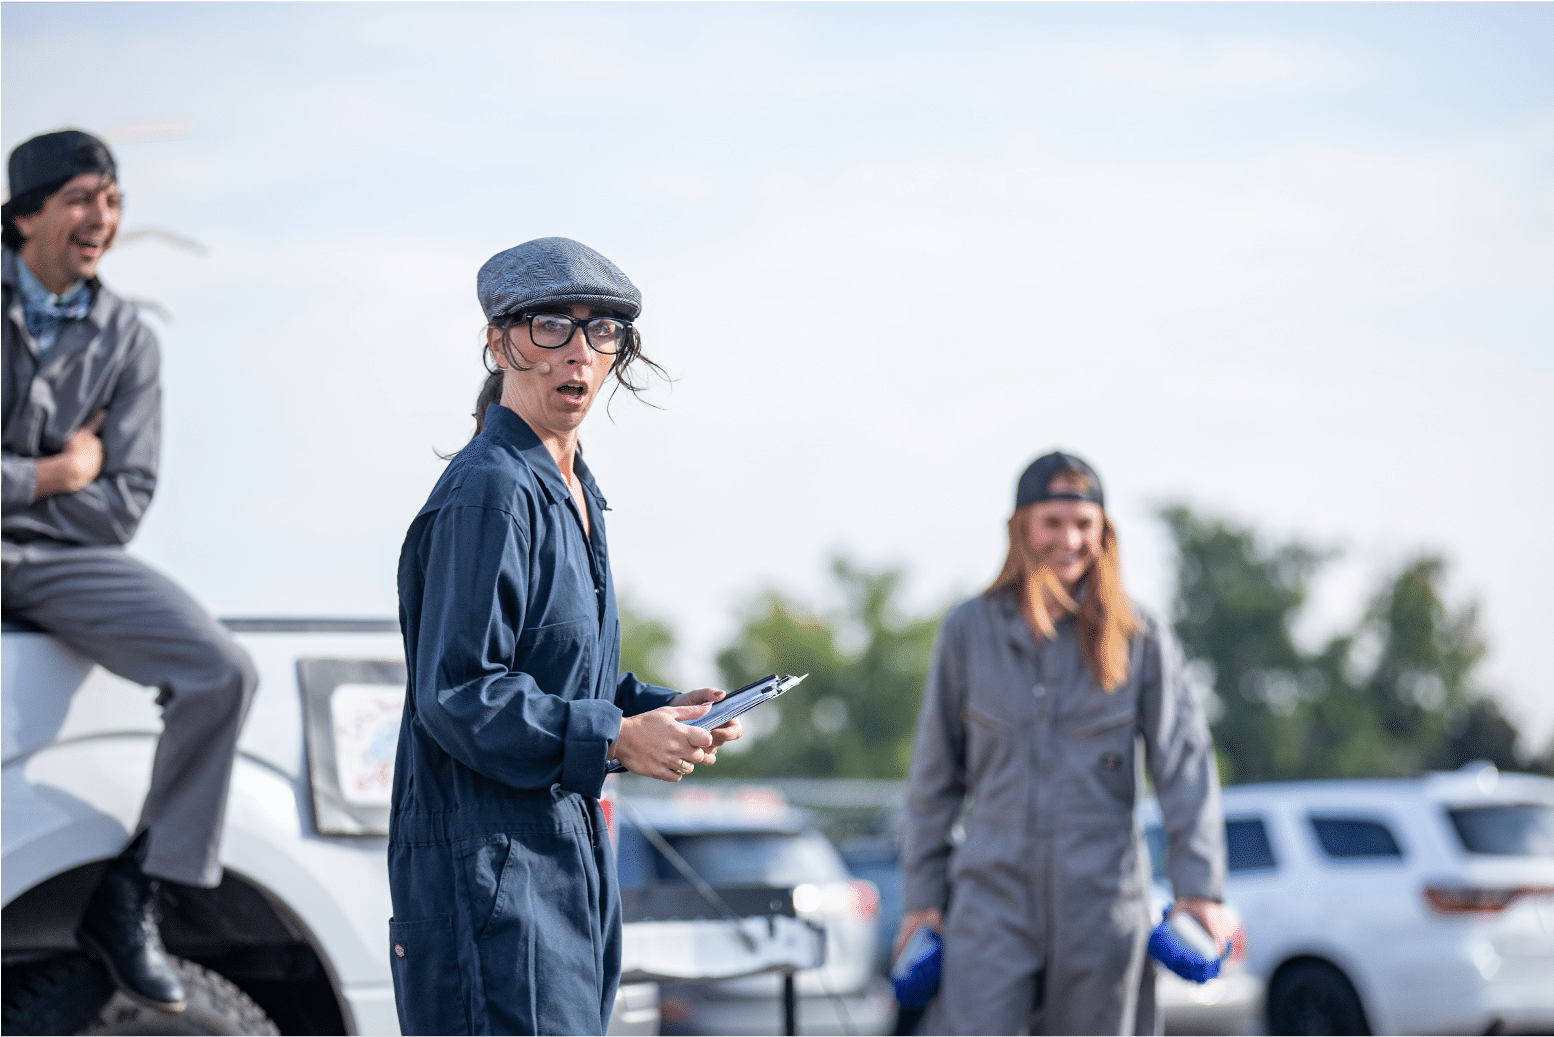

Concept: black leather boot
[[75, 837, 187, 1013]]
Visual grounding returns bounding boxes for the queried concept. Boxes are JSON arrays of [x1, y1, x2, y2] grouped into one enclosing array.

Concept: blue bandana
[[15, 259, 90, 358]]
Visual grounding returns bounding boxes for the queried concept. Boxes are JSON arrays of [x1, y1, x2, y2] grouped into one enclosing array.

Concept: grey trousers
[[924, 895, 1160, 1037], [920, 957, 1159, 1036], [2, 542, 257, 888]]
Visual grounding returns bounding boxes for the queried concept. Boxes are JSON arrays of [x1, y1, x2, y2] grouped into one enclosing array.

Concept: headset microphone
[[534, 362, 552, 375]]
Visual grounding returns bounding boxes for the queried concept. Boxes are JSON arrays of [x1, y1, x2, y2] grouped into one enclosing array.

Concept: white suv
[[1145, 766, 1554, 1035]]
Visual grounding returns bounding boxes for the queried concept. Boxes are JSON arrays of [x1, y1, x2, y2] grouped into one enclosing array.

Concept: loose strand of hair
[[604, 325, 673, 418], [1076, 517, 1139, 691], [1020, 565, 1076, 643]]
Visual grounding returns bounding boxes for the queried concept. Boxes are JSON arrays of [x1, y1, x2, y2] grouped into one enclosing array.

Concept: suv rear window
[[1145, 826, 1168, 881], [1309, 816, 1404, 859], [1143, 816, 1277, 878], [1226, 817, 1277, 871], [1447, 804, 1554, 857]]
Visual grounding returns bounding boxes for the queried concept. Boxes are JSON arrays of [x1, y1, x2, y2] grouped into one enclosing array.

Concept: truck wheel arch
[[2, 862, 348, 1035]]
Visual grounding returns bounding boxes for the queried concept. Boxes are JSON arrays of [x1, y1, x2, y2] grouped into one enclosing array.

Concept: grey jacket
[[2, 248, 161, 548]]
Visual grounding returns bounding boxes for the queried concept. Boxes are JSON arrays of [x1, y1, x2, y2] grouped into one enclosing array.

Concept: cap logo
[[1047, 472, 1091, 496], [1015, 450, 1105, 511]]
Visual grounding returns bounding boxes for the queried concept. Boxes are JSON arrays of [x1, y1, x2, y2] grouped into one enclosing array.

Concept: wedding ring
[[678, 759, 693, 774]]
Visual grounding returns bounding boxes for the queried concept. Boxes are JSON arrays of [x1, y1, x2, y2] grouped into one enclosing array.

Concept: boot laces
[[137, 882, 169, 949]]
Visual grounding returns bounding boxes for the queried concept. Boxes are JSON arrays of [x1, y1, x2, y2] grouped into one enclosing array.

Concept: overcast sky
[[5, 2, 1551, 751]]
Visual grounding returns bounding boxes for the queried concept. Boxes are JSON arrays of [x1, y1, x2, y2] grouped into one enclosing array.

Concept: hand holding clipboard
[[606, 674, 808, 775]]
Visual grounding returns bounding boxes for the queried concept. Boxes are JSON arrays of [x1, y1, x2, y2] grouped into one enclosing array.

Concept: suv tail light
[[793, 880, 880, 919], [1226, 922, 1247, 965], [1424, 884, 1554, 914], [847, 879, 880, 920], [600, 777, 618, 848]]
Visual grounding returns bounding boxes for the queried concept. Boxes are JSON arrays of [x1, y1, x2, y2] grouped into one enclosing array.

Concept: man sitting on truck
[[2, 129, 257, 1014]]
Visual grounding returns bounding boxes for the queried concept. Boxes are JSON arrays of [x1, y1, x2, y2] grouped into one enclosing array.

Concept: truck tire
[[1266, 959, 1369, 1036], [2, 952, 279, 1036]]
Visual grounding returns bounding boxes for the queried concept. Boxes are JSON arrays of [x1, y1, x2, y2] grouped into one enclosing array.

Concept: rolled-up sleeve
[[901, 609, 971, 913], [12, 327, 160, 544], [1139, 620, 1226, 903], [410, 502, 623, 798], [2, 452, 37, 512]]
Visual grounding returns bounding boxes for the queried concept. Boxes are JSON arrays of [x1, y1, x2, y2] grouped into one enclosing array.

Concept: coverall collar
[[993, 582, 1083, 656], [2, 248, 106, 316], [2, 247, 109, 362], [993, 586, 1039, 656], [480, 402, 607, 511]]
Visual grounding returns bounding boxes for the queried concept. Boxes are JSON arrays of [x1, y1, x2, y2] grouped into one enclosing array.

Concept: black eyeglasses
[[515, 312, 632, 355]]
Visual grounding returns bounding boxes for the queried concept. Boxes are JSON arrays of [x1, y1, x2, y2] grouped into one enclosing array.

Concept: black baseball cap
[[1015, 450, 1105, 510], [7, 130, 117, 201]]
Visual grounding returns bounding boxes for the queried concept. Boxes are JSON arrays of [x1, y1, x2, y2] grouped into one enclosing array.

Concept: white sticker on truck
[[330, 683, 405, 807]]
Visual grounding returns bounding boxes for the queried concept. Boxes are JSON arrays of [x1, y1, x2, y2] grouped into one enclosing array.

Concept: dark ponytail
[[435, 354, 505, 460], [472, 370, 503, 437]]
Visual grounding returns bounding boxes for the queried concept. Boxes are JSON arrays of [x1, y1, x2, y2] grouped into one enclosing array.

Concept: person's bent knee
[[222, 636, 259, 703], [181, 630, 258, 708]]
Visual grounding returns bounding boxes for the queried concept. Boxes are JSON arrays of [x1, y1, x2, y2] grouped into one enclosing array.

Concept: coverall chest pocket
[[962, 702, 1014, 784], [1069, 709, 1137, 809], [961, 696, 1031, 818], [515, 616, 595, 693]]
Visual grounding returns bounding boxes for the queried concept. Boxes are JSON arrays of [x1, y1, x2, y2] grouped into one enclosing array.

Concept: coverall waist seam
[[390, 802, 592, 844]]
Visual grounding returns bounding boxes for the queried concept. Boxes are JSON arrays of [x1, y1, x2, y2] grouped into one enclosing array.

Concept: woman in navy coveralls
[[388, 238, 741, 1036]]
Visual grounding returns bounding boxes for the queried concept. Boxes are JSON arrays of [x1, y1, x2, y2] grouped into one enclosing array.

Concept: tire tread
[[3, 953, 278, 1036]]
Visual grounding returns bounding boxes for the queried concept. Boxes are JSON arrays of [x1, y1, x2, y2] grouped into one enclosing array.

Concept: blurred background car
[[616, 789, 894, 1036], [1142, 764, 1554, 1035], [832, 828, 903, 979]]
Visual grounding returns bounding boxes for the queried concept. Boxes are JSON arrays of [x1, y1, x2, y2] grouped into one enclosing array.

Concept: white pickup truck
[[1, 618, 824, 1035]]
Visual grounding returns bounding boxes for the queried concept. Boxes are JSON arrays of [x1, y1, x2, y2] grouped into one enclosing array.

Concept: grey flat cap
[[477, 237, 641, 322]]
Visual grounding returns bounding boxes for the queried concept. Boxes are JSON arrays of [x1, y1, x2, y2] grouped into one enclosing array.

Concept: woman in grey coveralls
[[387, 238, 740, 1036], [898, 451, 1230, 1036]]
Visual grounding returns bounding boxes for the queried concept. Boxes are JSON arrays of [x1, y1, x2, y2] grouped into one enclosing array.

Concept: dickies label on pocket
[[388, 915, 465, 1035]]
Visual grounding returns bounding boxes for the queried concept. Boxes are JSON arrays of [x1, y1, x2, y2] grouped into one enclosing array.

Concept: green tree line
[[620, 505, 1553, 783], [1159, 506, 1551, 783]]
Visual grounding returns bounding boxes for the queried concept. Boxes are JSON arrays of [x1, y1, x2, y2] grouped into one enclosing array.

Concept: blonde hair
[[986, 491, 1139, 692]]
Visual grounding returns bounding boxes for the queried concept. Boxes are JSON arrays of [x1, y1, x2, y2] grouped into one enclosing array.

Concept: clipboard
[[606, 674, 807, 775]]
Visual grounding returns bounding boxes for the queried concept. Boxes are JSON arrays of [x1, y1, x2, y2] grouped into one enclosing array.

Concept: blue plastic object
[[1147, 905, 1230, 984], [891, 926, 943, 1009]]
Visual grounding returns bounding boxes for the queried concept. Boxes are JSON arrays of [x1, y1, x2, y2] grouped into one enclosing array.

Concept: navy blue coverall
[[388, 404, 675, 1036]]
